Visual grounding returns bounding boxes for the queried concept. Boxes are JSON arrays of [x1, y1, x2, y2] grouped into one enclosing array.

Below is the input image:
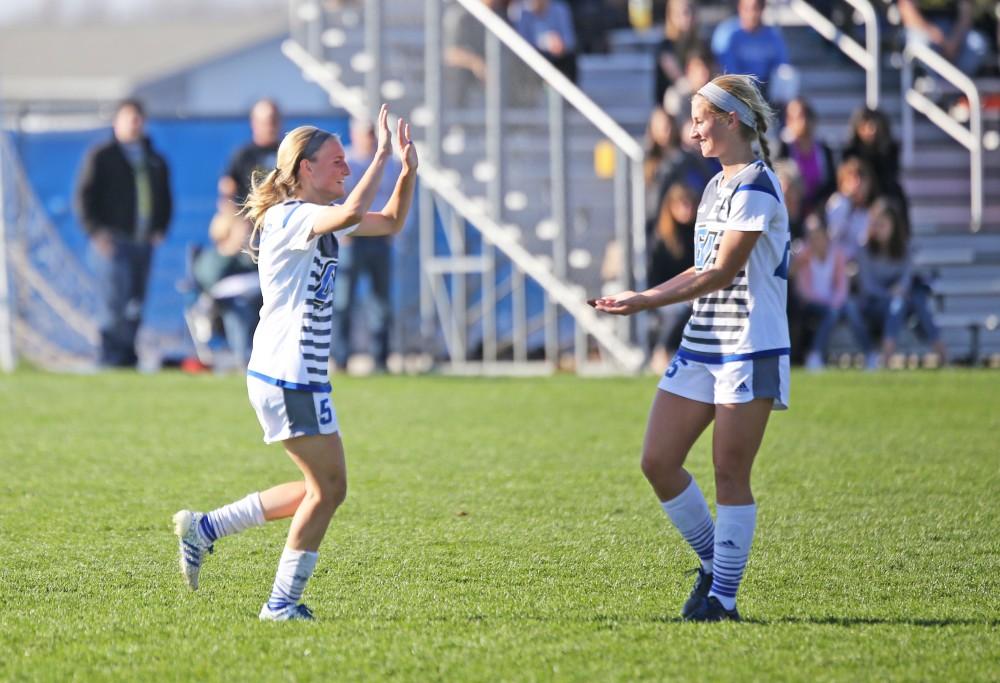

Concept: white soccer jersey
[[247, 200, 357, 390], [677, 161, 791, 363]]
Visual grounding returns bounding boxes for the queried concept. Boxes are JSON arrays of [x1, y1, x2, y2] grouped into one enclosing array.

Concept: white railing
[[901, 42, 983, 232], [286, 0, 649, 372], [788, 0, 880, 109], [281, 37, 645, 372]]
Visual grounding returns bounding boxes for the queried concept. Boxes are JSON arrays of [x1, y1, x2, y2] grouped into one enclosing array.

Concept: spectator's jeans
[[88, 236, 153, 367], [217, 295, 259, 367], [804, 300, 871, 355], [862, 288, 940, 345], [332, 239, 392, 368], [906, 20, 988, 76]]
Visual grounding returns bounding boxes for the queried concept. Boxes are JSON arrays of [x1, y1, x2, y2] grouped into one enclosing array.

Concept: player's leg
[[644, 359, 717, 617], [688, 397, 772, 621], [260, 433, 346, 621], [173, 486, 274, 591]]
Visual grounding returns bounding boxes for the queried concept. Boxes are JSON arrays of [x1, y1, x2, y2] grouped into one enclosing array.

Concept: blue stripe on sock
[[199, 515, 219, 543]]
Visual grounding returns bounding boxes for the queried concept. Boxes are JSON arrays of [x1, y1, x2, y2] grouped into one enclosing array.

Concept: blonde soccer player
[[593, 75, 790, 621], [172, 104, 417, 621]]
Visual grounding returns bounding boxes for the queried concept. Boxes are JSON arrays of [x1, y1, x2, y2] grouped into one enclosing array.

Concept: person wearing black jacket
[[76, 98, 172, 367]]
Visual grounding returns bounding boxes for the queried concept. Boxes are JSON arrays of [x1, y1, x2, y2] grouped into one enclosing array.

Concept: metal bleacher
[[283, 0, 999, 369]]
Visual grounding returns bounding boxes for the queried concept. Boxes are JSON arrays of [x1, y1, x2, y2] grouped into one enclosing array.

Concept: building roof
[[0, 16, 285, 102]]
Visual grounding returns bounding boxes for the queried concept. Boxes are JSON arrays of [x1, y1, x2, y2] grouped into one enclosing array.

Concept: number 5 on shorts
[[318, 398, 333, 425]]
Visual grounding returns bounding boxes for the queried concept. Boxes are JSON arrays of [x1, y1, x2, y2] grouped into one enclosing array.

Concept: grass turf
[[0, 369, 998, 682]]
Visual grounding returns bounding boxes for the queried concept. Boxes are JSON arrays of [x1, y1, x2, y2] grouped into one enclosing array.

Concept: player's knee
[[640, 447, 677, 482], [311, 472, 347, 512], [713, 461, 749, 491]]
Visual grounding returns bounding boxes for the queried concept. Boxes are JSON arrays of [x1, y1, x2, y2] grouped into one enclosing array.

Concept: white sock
[[267, 547, 319, 610], [708, 503, 757, 611], [660, 476, 714, 574], [198, 492, 266, 544]]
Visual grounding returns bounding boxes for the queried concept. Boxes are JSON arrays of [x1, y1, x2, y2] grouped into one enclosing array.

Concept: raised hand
[[376, 103, 392, 157], [396, 118, 418, 174]]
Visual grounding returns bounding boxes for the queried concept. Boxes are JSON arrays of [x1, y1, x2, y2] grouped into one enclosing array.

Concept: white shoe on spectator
[[804, 352, 824, 372]]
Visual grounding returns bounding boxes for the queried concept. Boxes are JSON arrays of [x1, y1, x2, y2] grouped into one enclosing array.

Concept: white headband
[[696, 82, 757, 131]]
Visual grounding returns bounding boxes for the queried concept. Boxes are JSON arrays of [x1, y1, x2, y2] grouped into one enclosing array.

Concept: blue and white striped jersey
[[677, 161, 790, 363], [247, 200, 357, 391]]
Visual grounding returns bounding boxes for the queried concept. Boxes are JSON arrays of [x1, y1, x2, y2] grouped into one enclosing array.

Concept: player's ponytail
[[699, 74, 775, 169], [241, 125, 333, 262]]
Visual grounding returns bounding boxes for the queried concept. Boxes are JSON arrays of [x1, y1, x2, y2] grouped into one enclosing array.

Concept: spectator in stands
[[76, 98, 172, 368], [899, 0, 989, 77], [825, 157, 875, 262], [444, 0, 506, 106], [663, 45, 715, 119], [643, 106, 682, 218], [568, 0, 630, 54], [646, 181, 697, 370], [774, 160, 806, 240], [778, 97, 837, 218], [792, 213, 874, 370], [856, 197, 946, 363], [331, 117, 403, 374], [712, 0, 790, 101], [842, 106, 908, 222], [189, 211, 261, 368], [654, 0, 703, 105], [643, 106, 717, 219], [511, 0, 579, 82], [220, 99, 282, 206]]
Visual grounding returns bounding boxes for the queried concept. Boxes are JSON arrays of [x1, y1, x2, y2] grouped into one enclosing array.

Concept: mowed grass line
[[0, 370, 997, 682]]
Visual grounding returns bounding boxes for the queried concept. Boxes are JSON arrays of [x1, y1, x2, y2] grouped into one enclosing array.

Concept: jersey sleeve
[[726, 183, 780, 232], [281, 203, 361, 251]]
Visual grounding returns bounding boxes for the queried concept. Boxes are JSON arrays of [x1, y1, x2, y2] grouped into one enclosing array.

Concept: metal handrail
[[281, 38, 645, 371], [454, 0, 643, 162], [788, 0, 880, 109], [900, 41, 983, 232]]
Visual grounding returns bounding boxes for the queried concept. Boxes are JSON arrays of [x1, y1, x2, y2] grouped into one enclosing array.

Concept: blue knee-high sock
[[709, 503, 757, 610], [660, 477, 715, 573]]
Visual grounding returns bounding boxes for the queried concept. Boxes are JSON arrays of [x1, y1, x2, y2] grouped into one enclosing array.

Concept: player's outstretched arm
[[354, 118, 419, 237], [593, 229, 761, 315], [311, 103, 393, 237]]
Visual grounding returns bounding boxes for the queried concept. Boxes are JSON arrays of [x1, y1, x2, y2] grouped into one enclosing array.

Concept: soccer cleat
[[259, 602, 315, 622], [172, 509, 213, 591], [684, 595, 741, 622], [681, 567, 713, 619]]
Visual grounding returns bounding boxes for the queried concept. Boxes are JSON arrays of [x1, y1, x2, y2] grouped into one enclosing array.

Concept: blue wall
[[11, 115, 349, 340]]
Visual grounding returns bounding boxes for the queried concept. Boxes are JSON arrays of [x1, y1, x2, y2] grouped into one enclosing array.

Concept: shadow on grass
[[745, 616, 1000, 627], [645, 615, 1000, 627]]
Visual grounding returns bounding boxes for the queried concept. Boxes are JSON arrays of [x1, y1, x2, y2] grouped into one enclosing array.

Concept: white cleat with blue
[[172, 509, 213, 591], [259, 603, 315, 622]]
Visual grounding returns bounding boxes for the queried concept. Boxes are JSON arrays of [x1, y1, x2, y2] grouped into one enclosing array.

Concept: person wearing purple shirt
[[714, 0, 789, 98], [512, 0, 578, 82]]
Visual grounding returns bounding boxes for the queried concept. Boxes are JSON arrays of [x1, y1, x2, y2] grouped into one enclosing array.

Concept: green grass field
[[1, 369, 998, 682]]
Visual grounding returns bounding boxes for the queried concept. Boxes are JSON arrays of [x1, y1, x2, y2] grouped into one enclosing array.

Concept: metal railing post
[[483, 31, 504, 363], [449, 211, 467, 362], [548, 86, 568, 280], [614, 148, 629, 340], [902, 43, 983, 231], [0, 139, 16, 371], [419, 186, 435, 352], [424, 0, 442, 165], [364, 0, 383, 120], [630, 157, 647, 352], [901, 55, 914, 167]]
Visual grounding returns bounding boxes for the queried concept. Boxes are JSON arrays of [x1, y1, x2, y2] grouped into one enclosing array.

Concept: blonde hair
[[698, 74, 776, 169], [240, 125, 339, 261]]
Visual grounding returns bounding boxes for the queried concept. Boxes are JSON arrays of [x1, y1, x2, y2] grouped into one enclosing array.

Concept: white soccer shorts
[[247, 376, 340, 444], [657, 353, 790, 409]]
